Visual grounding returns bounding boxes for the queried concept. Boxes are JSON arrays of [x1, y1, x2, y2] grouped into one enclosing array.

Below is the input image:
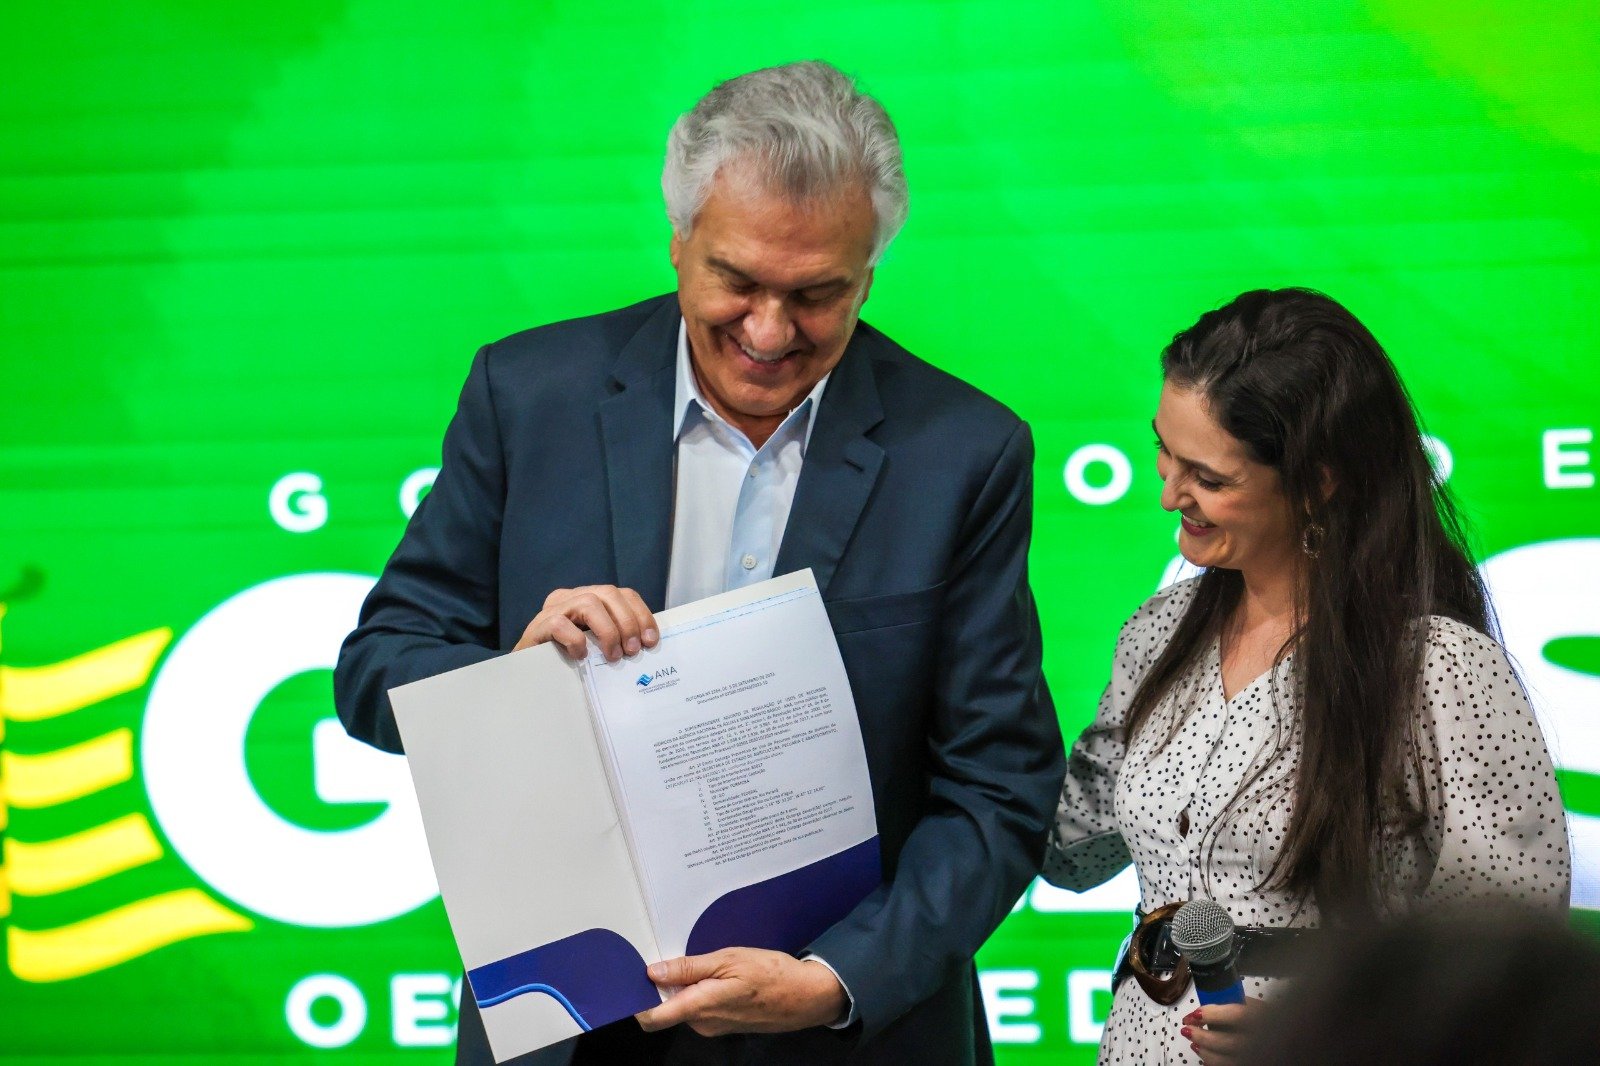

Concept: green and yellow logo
[[1, 575, 466, 1050], [0, 574, 441, 982], [1, 608, 250, 982]]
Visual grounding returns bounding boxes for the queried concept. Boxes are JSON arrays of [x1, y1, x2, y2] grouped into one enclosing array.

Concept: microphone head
[[1171, 899, 1236, 965]]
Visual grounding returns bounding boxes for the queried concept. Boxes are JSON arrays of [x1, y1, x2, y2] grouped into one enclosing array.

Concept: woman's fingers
[[1181, 999, 1265, 1065], [1185, 1022, 1245, 1063]]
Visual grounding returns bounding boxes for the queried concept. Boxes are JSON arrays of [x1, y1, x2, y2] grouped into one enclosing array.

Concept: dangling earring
[[1301, 523, 1326, 559]]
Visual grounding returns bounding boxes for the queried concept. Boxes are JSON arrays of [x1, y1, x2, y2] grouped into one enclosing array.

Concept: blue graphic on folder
[[467, 837, 881, 1030], [467, 928, 655, 1029], [686, 837, 881, 956]]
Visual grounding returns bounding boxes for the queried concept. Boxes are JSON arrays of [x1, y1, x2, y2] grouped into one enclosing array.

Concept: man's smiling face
[[670, 169, 876, 448]]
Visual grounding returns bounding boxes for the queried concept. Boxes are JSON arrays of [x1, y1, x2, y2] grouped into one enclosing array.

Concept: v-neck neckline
[[1214, 635, 1292, 707]]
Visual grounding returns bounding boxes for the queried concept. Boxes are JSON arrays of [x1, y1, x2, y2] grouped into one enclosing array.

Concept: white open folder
[[389, 569, 881, 1061]]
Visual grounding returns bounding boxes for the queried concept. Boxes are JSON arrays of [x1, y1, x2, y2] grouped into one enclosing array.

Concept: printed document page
[[584, 570, 878, 959]]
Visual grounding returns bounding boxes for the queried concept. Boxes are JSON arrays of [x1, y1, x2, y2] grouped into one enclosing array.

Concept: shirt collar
[[672, 318, 830, 450]]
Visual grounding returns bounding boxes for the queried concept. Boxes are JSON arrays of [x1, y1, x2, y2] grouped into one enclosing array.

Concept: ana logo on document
[[635, 666, 679, 692]]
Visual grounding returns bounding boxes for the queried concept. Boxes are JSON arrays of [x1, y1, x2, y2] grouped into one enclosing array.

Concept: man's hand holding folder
[[636, 949, 849, 1035]]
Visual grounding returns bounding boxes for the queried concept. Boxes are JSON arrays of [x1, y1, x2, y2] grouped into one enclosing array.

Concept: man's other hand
[[634, 949, 848, 1036], [514, 585, 658, 661]]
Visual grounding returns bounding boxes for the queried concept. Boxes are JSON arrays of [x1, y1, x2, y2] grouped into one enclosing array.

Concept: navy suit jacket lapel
[[776, 330, 886, 597], [598, 296, 679, 611]]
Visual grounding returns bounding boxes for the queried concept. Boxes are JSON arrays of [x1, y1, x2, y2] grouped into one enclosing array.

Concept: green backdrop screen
[[2, 2, 1596, 1061]]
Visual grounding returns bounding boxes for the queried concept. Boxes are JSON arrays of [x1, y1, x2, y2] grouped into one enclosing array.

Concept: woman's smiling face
[[1153, 380, 1300, 583]]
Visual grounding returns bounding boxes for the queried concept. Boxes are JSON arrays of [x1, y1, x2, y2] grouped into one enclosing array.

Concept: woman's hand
[[1181, 999, 1266, 1064]]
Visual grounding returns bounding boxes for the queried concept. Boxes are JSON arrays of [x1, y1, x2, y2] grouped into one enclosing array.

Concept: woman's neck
[[1231, 562, 1302, 645], [1240, 574, 1296, 624]]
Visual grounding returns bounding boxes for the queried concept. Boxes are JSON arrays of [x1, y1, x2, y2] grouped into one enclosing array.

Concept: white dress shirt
[[665, 321, 828, 609]]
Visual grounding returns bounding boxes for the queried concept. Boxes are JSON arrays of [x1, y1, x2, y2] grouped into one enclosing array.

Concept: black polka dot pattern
[[1042, 578, 1571, 1062]]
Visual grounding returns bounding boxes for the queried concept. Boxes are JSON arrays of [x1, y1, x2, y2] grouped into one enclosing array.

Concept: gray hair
[[662, 61, 908, 264]]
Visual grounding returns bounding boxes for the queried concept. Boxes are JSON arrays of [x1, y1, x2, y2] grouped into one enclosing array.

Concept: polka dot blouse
[[1043, 578, 1571, 1063]]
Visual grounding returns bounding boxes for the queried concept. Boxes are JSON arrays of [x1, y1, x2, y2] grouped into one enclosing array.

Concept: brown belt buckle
[[1129, 901, 1190, 1005]]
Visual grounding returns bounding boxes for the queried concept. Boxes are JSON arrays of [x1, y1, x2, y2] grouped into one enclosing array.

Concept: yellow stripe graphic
[[3, 729, 134, 808], [1, 602, 8, 923], [0, 628, 171, 722], [0, 616, 253, 979], [7, 888, 253, 982], [7, 814, 164, 896]]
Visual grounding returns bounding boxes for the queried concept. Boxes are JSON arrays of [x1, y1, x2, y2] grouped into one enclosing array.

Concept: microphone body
[[1171, 899, 1246, 1005], [1189, 956, 1246, 1006]]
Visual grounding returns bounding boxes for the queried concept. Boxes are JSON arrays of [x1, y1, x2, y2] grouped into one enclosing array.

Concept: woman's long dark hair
[[1124, 288, 1490, 919]]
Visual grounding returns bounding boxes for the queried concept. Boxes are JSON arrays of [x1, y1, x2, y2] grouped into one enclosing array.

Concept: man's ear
[[860, 267, 875, 306], [668, 230, 683, 271]]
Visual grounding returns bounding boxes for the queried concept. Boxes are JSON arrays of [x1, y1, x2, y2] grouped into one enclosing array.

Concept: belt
[[1111, 903, 1313, 1005]]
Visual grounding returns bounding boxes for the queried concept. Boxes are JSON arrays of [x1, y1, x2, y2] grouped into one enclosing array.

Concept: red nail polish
[[1180, 1026, 1193, 1039], [1182, 1011, 1201, 1025]]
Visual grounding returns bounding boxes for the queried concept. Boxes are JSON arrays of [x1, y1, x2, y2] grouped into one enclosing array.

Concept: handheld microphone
[[1171, 899, 1245, 1005]]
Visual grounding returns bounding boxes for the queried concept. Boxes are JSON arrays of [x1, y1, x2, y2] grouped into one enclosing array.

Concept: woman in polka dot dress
[[1043, 289, 1570, 1065]]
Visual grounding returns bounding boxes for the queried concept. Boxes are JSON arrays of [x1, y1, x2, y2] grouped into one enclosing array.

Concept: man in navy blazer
[[334, 61, 1064, 1065]]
